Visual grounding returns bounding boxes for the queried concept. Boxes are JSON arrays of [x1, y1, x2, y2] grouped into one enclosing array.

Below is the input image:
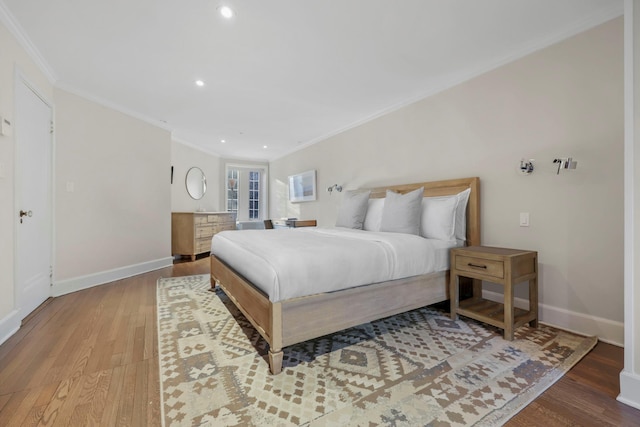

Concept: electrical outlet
[[519, 212, 530, 227]]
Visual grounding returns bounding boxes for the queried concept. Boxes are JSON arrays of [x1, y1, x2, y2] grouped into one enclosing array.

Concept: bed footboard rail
[[210, 255, 284, 373]]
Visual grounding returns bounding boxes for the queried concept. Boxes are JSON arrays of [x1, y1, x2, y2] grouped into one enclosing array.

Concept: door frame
[[13, 67, 55, 320]]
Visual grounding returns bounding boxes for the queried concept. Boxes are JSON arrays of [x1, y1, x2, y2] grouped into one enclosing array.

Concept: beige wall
[[54, 88, 172, 286], [270, 18, 624, 342], [0, 21, 54, 335], [171, 140, 222, 212]]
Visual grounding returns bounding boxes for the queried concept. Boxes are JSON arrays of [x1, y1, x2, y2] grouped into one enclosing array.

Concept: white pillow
[[380, 187, 424, 235], [453, 188, 471, 241], [335, 190, 371, 229], [363, 198, 384, 231], [420, 188, 471, 241], [420, 196, 459, 241]]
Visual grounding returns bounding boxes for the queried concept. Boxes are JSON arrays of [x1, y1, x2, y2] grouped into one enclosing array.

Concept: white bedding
[[211, 227, 461, 302]]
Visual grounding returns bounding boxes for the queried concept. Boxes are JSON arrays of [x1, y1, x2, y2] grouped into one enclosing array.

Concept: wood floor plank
[[83, 369, 112, 427], [0, 256, 636, 426], [0, 390, 30, 426], [115, 361, 138, 426], [20, 383, 59, 427], [132, 360, 149, 427], [46, 371, 98, 427], [99, 366, 125, 426], [36, 377, 75, 426], [3, 387, 41, 427], [147, 351, 161, 424], [0, 393, 12, 413]]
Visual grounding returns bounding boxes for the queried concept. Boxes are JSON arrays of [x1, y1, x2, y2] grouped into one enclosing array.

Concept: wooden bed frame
[[210, 177, 480, 374]]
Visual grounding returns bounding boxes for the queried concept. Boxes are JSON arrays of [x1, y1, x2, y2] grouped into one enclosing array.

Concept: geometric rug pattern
[[157, 274, 597, 426]]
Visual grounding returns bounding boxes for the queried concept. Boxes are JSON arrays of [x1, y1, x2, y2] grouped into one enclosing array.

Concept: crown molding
[[0, 1, 57, 84]]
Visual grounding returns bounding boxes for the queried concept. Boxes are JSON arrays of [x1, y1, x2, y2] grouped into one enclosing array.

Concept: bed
[[210, 177, 480, 374]]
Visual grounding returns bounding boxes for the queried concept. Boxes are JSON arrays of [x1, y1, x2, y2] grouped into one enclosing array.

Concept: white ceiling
[[1, 0, 623, 161]]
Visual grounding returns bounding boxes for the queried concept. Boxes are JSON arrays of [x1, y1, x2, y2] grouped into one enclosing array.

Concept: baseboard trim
[[618, 371, 640, 410], [0, 309, 21, 346], [53, 257, 174, 297], [482, 290, 624, 346]]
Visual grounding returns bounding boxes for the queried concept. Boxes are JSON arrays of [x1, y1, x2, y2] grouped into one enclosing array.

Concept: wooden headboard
[[364, 177, 481, 247]]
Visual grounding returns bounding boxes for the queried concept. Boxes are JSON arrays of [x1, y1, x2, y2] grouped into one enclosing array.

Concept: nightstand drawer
[[455, 255, 504, 279]]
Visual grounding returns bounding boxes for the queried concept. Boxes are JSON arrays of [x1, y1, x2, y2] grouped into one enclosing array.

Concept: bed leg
[[210, 276, 216, 290], [269, 349, 283, 375]]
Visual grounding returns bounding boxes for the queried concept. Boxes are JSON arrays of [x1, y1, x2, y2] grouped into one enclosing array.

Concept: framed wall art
[[288, 170, 316, 202]]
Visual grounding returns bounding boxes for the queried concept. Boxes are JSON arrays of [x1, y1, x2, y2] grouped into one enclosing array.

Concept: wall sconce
[[553, 157, 578, 175], [519, 159, 534, 175], [327, 184, 343, 195]]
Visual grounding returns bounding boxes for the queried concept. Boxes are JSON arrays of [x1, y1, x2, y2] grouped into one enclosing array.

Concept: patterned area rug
[[157, 274, 597, 426]]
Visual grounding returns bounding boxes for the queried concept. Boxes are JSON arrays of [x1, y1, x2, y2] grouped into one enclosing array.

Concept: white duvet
[[211, 227, 460, 302]]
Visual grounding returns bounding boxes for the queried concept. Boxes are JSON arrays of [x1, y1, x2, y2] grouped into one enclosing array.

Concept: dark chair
[[264, 219, 274, 229]]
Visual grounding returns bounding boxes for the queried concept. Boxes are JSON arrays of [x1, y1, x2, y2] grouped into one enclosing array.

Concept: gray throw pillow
[[380, 187, 424, 235], [335, 190, 371, 229]]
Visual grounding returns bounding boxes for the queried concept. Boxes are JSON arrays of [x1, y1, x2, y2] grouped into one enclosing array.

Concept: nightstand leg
[[529, 277, 538, 328], [450, 274, 459, 321], [504, 281, 514, 341]]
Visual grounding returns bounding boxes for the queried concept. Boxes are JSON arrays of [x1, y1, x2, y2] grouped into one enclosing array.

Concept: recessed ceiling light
[[263, 145, 268, 149], [195, 80, 205, 87], [218, 5, 234, 19], [221, 139, 226, 143]]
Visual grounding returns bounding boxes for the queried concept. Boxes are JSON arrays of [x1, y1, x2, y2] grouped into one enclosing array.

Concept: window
[[227, 169, 238, 214], [225, 165, 267, 221], [249, 171, 260, 219]]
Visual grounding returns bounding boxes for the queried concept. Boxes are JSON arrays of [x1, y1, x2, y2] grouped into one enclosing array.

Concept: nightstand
[[272, 219, 317, 228], [449, 246, 538, 340]]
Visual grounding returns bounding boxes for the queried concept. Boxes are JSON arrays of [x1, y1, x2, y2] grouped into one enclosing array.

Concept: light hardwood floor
[[0, 256, 638, 426]]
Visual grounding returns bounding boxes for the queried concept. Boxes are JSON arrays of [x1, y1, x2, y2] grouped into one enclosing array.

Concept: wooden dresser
[[171, 212, 236, 260]]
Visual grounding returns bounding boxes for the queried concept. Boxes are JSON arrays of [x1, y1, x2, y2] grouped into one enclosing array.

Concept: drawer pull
[[468, 263, 487, 269]]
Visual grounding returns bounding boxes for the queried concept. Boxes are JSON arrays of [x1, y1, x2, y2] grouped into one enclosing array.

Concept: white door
[[15, 79, 52, 320]]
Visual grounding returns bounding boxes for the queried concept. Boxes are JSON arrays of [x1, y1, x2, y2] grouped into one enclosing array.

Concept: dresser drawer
[[196, 238, 211, 253], [194, 215, 208, 225], [213, 223, 236, 233], [455, 255, 504, 279], [207, 214, 235, 224], [195, 225, 215, 238]]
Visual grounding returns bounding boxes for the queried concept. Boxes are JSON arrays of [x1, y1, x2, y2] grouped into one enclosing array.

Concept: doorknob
[[19, 210, 32, 223]]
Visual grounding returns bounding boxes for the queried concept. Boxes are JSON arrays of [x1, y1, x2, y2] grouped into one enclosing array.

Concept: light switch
[[519, 212, 530, 227]]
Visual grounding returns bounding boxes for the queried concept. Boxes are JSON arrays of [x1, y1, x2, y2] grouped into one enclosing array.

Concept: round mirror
[[185, 167, 206, 200]]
